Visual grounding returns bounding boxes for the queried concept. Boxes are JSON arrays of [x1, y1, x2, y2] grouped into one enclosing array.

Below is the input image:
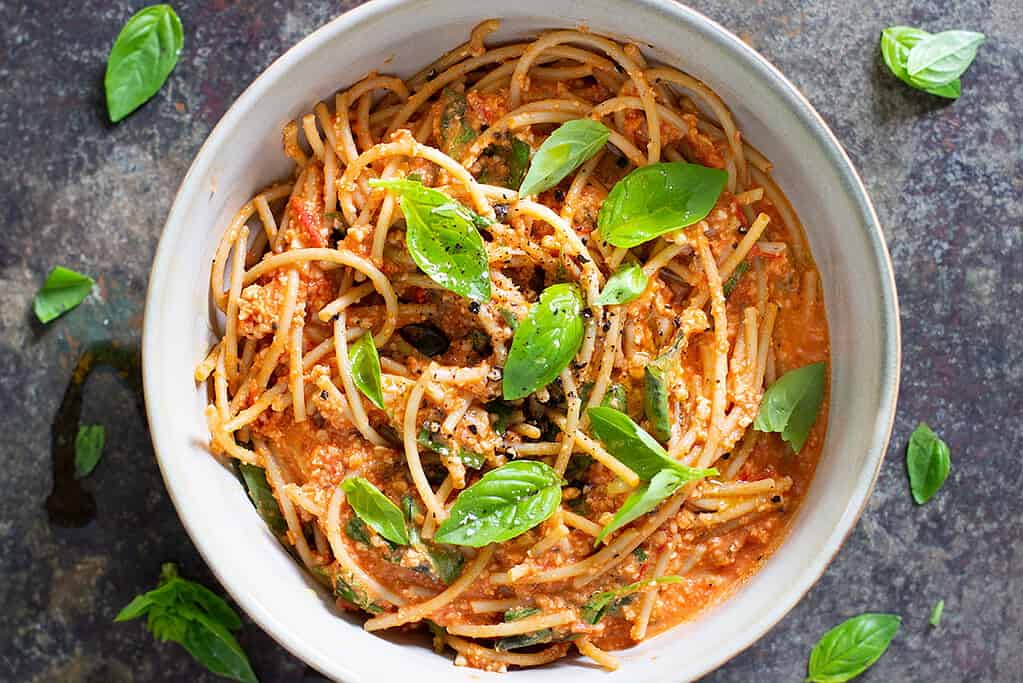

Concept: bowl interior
[[143, 1, 899, 681]]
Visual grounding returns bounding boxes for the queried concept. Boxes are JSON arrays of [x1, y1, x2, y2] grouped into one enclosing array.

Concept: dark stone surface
[[0, 1, 1019, 681]]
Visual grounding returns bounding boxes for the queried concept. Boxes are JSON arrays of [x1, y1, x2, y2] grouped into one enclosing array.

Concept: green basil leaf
[[519, 119, 610, 196], [581, 576, 683, 624], [115, 594, 156, 622], [426, 543, 465, 585], [237, 463, 287, 534], [73, 424, 106, 479], [594, 262, 648, 306], [345, 516, 372, 545], [371, 178, 491, 302], [342, 477, 409, 546], [807, 613, 900, 683], [438, 89, 477, 159], [434, 460, 562, 546], [418, 427, 485, 469], [595, 469, 685, 544], [644, 354, 672, 443], [632, 547, 648, 561], [722, 261, 750, 298], [906, 30, 985, 89], [179, 609, 258, 683], [495, 629, 554, 651], [478, 137, 531, 189], [504, 606, 542, 622], [503, 283, 585, 400], [906, 422, 950, 505], [104, 4, 184, 122], [333, 573, 384, 614], [880, 27, 962, 99], [174, 583, 243, 632], [33, 266, 95, 323], [753, 361, 826, 453], [929, 599, 944, 627], [349, 331, 386, 409], [598, 162, 728, 248], [601, 383, 628, 413]]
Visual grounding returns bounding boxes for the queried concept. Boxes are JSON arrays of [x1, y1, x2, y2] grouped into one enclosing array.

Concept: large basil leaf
[[503, 283, 585, 400], [807, 613, 901, 682], [598, 162, 728, 248], [105, 4, 184, 122], [594, 469, 686, 545], [434, 461, 561, 546], [519, 119, 610, 196], [906, 30, 985, 90], [753, 361, 826, 453], [341, 477, 409, 546], [74, 424, 106, 479], [587, 406, 715, 481], [371, 178, 491, 302], [880, 27, 962, 99], [581, 576, 683, 624], [33, 266, 95, 323], [905, 422, 950, 505], [593, 262, 648, 306], [349, 332, 385, 410], [237, 463, 287, 534]]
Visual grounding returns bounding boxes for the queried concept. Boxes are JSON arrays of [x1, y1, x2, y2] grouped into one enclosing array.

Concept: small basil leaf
[[644, 355, 672, 443], [417, 428, 484, 469], [722, 261, 750, 298], [807, 613, 901, 683], [434, 460, 562, 547], [333, 572, 384, 614], [478, 137, 531, 189], [237, 463, 287, 534], [906, 30, 985, 89], [33, 266, 95, 323], [929, 600, 944, 627], [880, 27, 963, 99], [349, 332, 386, 410], [341, 477, 409, 546], [105, 4, 184, 122], [494, 629, 554, 651], [601, 383, 628, 413], [398, 322, 451, 357], [594, 469, 685, 545], [594, 262, 648, 306], [371, 178, 491, 302], [426, 543, 465, 585], [345, 516, 372, 545], [581, 576, 683, 624], [503, 283, 585, 400], [179, 609, 258, 683], [753, 361, 826, 453], [598, 162, 728, 248], [438, 89, 477, 159], [519, 119, 610, 196], [632, 547, 648, 561], [906, 422, 951, 505], [73, 424, 106, 479], [504, 606, 542, 622]]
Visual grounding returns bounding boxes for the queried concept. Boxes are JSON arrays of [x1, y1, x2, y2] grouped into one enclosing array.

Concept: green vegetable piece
[[581, 576, 683, 624], [906, 30, 985, 91], [504, 606, 542, 622], [594, 469, 687, 545], [434, 461, 562, 547], [906, 422, 951, 505], [880, 27, 962, 99], [598, 162, 728, 248], [74, 424, 106, 479], [503, 283, 585, 400], [495, 629, 554, 651], [806, 613, 900, 683], [601, 383, 628, 414], [593, 262, 648, 306], [479, 137, 531, 189], [33, 266, 95, 323], [632, 547, 648, 562], [402, 494, 465, 584], [438, 89, 477, 159], [105, 4, 184, 122], [345, 516, 372, 546], [722, 261, 750, 298], [237, 463, 287, 534], [371, 178, 491, 302], [334, 573, 384, 614], [179, 609, 258, 683], [929, 599, 944, 627], [418, 427, 485, 469], [753, 361, 826, 453], [349, 331, 386, 410], [341, 477, 409, 546], [644, 351, 673, 443], [519, 119, 610, 196]]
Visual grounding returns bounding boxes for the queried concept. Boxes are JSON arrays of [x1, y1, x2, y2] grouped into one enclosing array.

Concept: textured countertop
[[1, 1, 1020, 681]]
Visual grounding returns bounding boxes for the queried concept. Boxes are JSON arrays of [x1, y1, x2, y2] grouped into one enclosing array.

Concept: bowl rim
[[142, 0, 901, 680]]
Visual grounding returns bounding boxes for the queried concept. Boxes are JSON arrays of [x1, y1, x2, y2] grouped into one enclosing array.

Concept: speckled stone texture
[[0, 1, 1019, 681]]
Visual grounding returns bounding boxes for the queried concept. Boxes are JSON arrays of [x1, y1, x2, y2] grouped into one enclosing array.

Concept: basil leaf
[[426, 543, 465, 585], [519, 119, 610, 196], [399, 322, 451, 357], [503, 283, 585, 400], [504, 606, 541, 622], [438, 89, 477, 159], [495, 629, 554, 651], [345, 516, 372, 545], [33, 266, 95, 323], [434, 460, 562, 546], [594, 469, 685, 544], [179, 609, 258, 683], [341, 477, 409, 545], [906, 30, 985, 89], [593, 262, 648, 306], [174, 582, 243, 631], [581, 576, 683, 624], [333, 572, 384, 614], [478, 137, 531, 189], [929, 599, 944, 627], [807, 613, 900, 683], [632, 547, 648, 561], [371, 178, 491, 302], [602, 383, 628, 413], [753, 361, 826, 453], [598, 162, 728, 248], [880, 27, 962, 99], [237, 463, 287, 534], [73, 424, 106, 479], [349, 332, 385, 410], [722, 261, 750, 298], [644, 353, 672, 442], [906, 422, 950, 505], [417, 427, 485, 469], [104, 4, 184, 122]]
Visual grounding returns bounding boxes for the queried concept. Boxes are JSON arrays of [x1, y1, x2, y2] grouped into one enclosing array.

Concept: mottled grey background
[[1, 0, 1020, 681]]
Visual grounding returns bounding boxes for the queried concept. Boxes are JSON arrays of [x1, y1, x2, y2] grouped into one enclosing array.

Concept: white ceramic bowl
[[143, 1, 900, 680]]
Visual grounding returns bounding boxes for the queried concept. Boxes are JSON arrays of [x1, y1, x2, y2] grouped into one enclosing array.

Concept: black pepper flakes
[[554, 189, 565, 202], [771, 495, 782, 503], [469, 301, 481, 314]]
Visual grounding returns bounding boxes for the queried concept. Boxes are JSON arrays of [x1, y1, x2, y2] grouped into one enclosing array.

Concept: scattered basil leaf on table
[[598, 162, 728, 248], [906, 422, 950, 504], [722, 260, 750, 298], [581, 576, 683, 624], [371, 178, 491, 302], [594, 469, 688, 545], [341, 477, 409, 546], [105, 4, 184, 122], [519, 119, 610, 196], [929, 599, 945, 627], [73, 424, 106, 479], [806, 613, 900, 683], [502, 283, 585, 400], [437, 88, 477, 159], [906, 30, 985, 91], [434, 460, 562, 546], [593, 262, 648, 306], [880, 27, 961, 99], [418, 427, 485, 469], [115, 563, 257, 683], [398, 322, 451, 357], [753, 361, 826, 453], [237, 463, 287, 534], [33, 266, 95, 323], [348, 331, 386, 409], [504, 606, 542, 622]]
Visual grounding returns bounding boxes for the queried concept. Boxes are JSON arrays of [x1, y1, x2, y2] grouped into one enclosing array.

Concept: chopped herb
[[581, 576, 682, 624], [929, 599, 945, 627], [334, 573, 384, 614], [504, 606, 542, 622], [632, 547, 648, 562], [345, 516, 372, 546], [237, 463, 287, 534], [722, 261, 750, 298], [417, 427, 484, 469], [73, 424, 105, 479], [494, 629, 554, 651]]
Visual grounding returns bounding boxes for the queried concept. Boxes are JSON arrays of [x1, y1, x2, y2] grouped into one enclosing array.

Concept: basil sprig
[[581, 576, 683, 624], [341, 477, 409, 546], [754, 361, 826, 453], [434, 460, 562, 547], [806, 613, 900, 682], [74, 424, 106, 479], [598, 162, 728, 248], [237, 463, 287, 534], [502, 283, 585, 400], [906, 422, 950, 504], [880, 26, 984, 99], [33, 266, 94, 323], [519, 119, 610, 196], [105, 4, 184, 122], [371, 178, 491, 302], [593, 262, 648, 306], [349, 332, 385, 410], [116, 563, 257, 683]]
